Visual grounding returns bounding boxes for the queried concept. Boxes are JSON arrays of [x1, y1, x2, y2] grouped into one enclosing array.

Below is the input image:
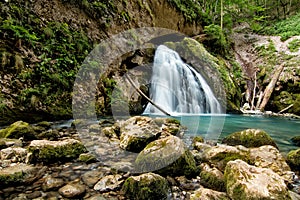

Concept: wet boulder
[[122, 173, 169, 200], [291, 136, 300, 146], [119, 116, 161, 152], [222, 129, 278, 148], [27, 139, 86, 163], [225, 159, 291, 200], [135, 135, 198, 177], [0, 121, 37, 140]]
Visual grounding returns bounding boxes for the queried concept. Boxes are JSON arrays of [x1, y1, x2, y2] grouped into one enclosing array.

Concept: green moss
[[122, 173, 169, 200], [200, 170, 226, 192], [0, 121, 36, 140], [78, 153, 97, 163], [222, 129, 278, 148], [0, 171, 24, 185], [286, 148, 300, 170]]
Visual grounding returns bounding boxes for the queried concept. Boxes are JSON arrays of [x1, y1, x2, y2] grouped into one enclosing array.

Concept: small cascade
[[144, 45, 222, 115]]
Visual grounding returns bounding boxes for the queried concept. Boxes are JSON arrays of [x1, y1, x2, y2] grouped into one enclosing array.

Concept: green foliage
[[203, 24, 229, 54], [288, 39, 300, 52], [263, 12, 300, 41]]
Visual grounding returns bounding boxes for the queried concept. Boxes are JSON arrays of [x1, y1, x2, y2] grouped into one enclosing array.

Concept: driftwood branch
[[278, 104, 294, 114], [124, 74, 171, 116], [259, 63, 285, 111]]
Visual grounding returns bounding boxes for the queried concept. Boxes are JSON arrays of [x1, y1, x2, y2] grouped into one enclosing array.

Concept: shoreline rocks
[[0, 117, 299, 200]]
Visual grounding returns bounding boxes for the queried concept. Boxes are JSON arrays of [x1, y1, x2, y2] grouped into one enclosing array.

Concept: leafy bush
[[203, 24, 229, 55]]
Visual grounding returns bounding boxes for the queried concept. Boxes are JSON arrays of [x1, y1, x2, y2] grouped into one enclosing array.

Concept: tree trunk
[[259, 63, 284, 111]]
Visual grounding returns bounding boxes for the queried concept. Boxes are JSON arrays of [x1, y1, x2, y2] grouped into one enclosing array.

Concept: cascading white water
[[144, 45, 222, 115]]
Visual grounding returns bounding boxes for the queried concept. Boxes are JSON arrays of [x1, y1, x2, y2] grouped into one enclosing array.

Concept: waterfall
[[144, 45, 222, 115]]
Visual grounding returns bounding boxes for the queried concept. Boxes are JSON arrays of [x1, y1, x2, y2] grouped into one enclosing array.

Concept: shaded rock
[[135, 135, 198, 177], [37, 129, 60, 140], [225, 159, 291, 200], [102, 126, 119, 139], [0, 138, 23, 149], [0, 121, 36, 140], [287, 148, 300, 171], [0, 163, 42, 186], [27, 139, 86, 163], [249, 145, 291, 175], [199, 163, 225, 192], [190, 187, 230, 200], [42, 176, 65, 191], [119, 116, 161, 152], [122, 172, 169, 200], [291, 136, 300, 146], [93, 174, 123, 192], [58, 183, 86, 198], [202, 144, 250, 171], [222, 129, 278, 148]]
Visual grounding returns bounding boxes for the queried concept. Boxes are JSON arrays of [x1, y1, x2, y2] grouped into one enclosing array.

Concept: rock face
[[135, 135, 198, 177], [287, 148, 300, 170], [27, 139, 86, 163], [222, 129, 278, 148], [122, 173, 169, 200], [224, 159, 292, 200], [0, 121, 36, 140], [119, 116, 161, 152]]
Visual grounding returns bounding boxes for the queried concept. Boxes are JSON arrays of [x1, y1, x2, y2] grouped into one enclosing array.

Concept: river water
[[172, 114, 300, 154]]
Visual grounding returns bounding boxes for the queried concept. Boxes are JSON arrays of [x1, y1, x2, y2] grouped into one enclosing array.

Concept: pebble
[[58, 183, 86, 198]]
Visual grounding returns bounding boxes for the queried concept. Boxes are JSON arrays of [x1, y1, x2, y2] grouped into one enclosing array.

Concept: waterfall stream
[[144, 45, 222, 115]]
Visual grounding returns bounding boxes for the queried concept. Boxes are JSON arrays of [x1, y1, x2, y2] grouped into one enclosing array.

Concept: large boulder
[[202, 144, 250, 171], [135, 135, 198, 177], [224, 159, 291, 200], [222, 129, 278, 148], [118, 116, 161, 152], [286, 148, 300, 171], [122, 173, 169, 200], [0, 121, 36, 140], [249, 145, 291, 175], [27, 139, 86, 163]]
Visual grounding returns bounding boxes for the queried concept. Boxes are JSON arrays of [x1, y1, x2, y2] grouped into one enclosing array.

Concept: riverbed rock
[[222, 129, 278, 148], [224, 159, 292, 200], [249, 145, 291, 175], [0, 121, 37, 140], [42, 176, 65, 191], [202, 144, 250, 171], [0, 147, 27, 163], [135, 135, 198, 177], [122, 172, 169, 200], [58, 182, 86, 198], [0, 138, 22, 149], [93, 174, 123, 192], [27, 139, 87, 163], [190, 187, 230, 200], [199, 163, 225, 192], [287, 148, 300, 171], [0, 163, 42, 186], [291, 136, 300, 146], [119, 116, 161, 152]]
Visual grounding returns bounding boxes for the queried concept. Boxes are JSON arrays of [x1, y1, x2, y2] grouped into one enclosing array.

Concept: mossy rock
[[78, 153, 97, 163], [122, 173, 169, 200], [28, 139, 87, 163], [199, 163, 226, 192], [222, 129, 278, 148], [135, 136, 198, 177], [286, 148, 300, 170], [0, 121, 37, 140], [291, 136, 300, 146]]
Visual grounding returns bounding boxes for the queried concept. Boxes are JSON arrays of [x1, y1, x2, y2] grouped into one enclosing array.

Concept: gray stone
[[42, 176, 65, 191], [93, 174, 123, 192]]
